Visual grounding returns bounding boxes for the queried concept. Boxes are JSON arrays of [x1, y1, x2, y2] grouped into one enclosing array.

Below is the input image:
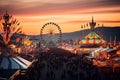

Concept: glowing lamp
[[117, 50, 120, 56]]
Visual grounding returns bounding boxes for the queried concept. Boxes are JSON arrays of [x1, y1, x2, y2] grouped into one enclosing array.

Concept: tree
[[0, 11, 22, 53]]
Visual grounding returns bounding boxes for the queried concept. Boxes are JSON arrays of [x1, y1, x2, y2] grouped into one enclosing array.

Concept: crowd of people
[[13, 48, 120, 80]]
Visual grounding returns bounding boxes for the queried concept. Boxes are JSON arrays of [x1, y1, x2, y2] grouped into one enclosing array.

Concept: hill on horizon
[[29, 26, 120, 42]]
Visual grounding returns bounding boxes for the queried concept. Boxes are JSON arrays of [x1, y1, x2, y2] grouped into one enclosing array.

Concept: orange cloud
[[0, 0, 120, 35]]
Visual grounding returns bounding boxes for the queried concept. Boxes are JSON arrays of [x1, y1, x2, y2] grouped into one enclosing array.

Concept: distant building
[[79, 17, 105, 48], [74, 17, 105, 54]]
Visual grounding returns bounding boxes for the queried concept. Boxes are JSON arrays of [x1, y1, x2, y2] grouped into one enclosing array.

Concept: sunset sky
[[0, 0, 120, 35]]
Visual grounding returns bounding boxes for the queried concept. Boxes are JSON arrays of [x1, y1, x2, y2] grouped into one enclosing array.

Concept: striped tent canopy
[[0, 56, 31, 69], [84, 31, 101, 39], [80, 31, 105, 45]]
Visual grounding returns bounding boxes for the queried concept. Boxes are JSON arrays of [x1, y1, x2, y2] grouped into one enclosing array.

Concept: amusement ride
[[40, 22, 62, 48]]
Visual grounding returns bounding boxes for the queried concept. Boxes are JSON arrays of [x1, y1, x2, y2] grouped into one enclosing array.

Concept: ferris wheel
[[40, 22, 62, 48]]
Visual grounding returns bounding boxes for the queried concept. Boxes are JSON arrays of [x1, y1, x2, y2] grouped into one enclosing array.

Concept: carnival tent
[[0, 56, 31, 69]]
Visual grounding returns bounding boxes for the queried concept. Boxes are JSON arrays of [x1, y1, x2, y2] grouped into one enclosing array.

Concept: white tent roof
[[0, 56, 31, 69]]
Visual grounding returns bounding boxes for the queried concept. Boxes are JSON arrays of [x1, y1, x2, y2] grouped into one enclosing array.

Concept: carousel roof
[[84, 31, 101, 39], [80, 31, 105, 45], [80, 17, 105, 47]]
